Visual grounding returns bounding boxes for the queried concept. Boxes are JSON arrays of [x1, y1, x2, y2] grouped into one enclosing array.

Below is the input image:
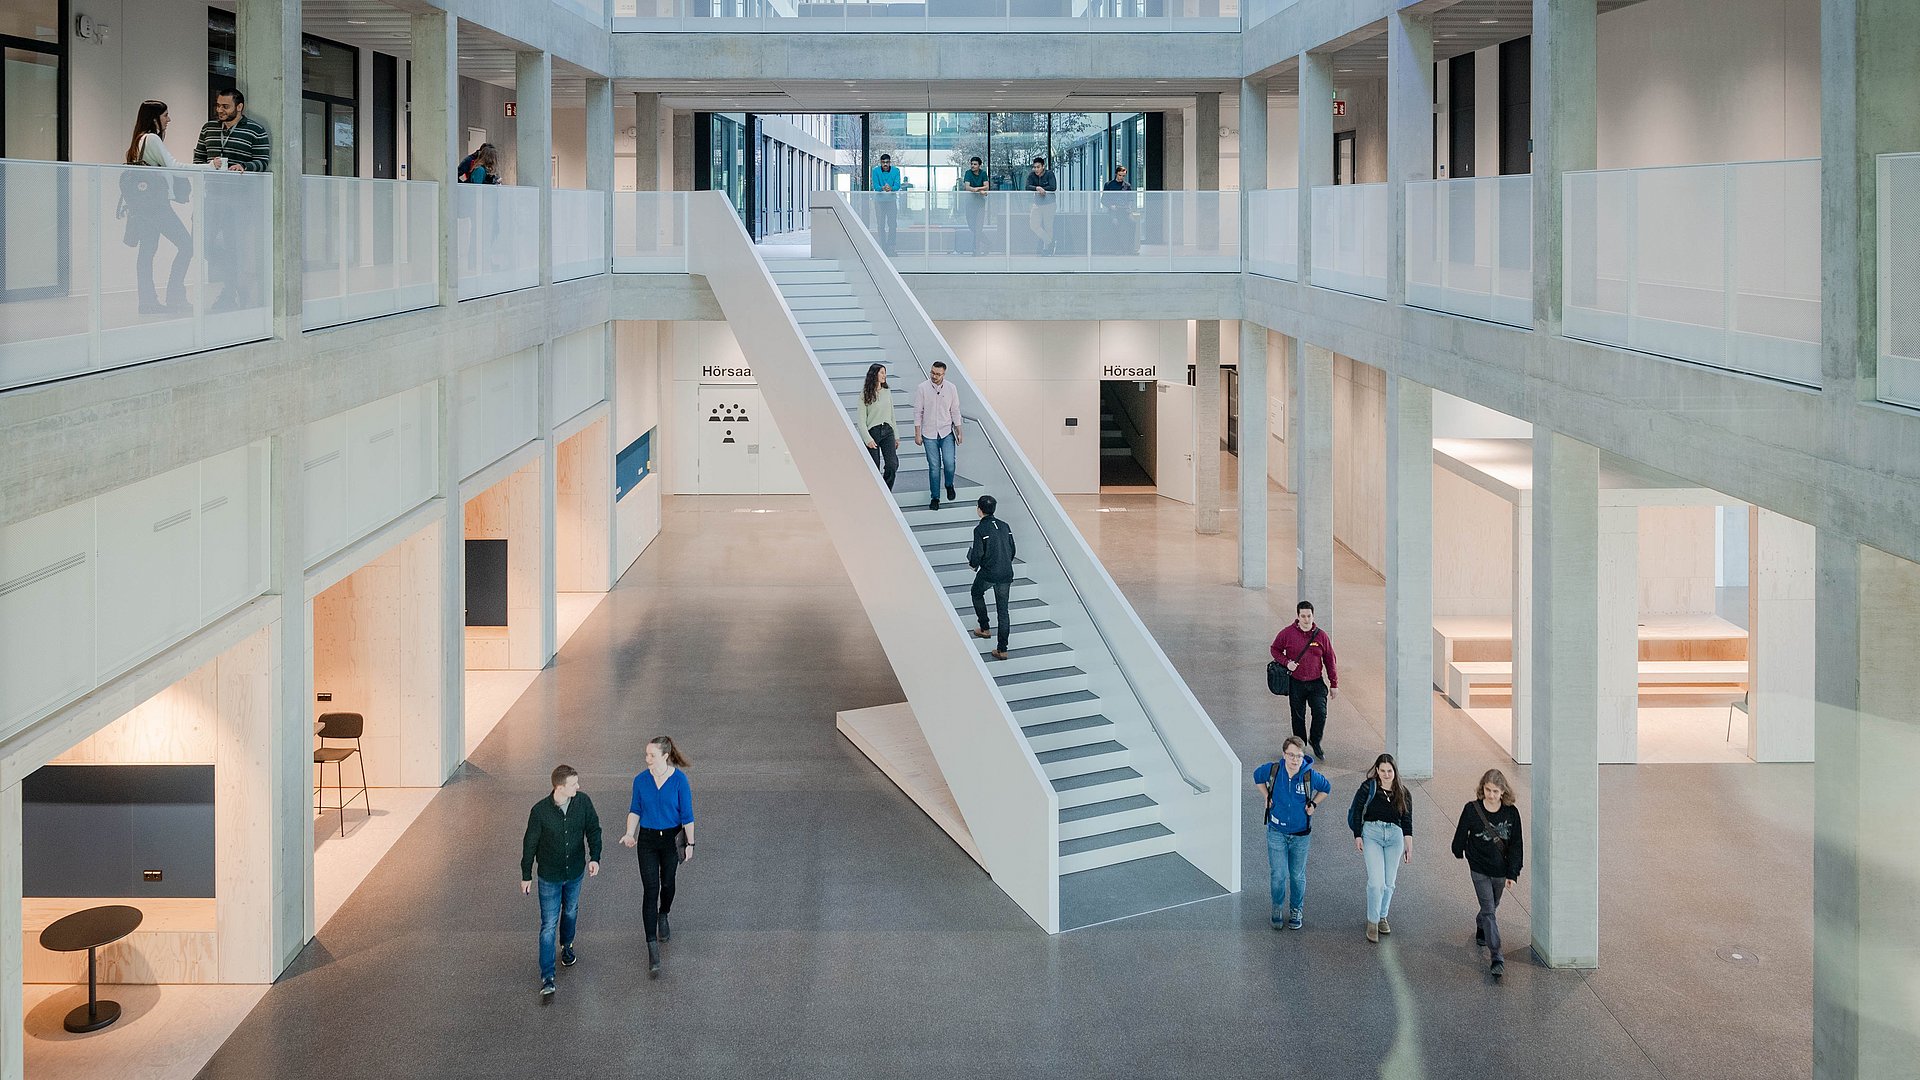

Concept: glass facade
[[866, 111, 1157, 193], [210, 12, 359, 176]]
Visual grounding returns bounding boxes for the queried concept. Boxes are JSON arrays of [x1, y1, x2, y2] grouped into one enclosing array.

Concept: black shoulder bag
[[1266, 628, 1318, 696]]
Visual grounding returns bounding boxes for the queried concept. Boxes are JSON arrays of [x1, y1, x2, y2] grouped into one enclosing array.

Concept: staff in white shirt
[[912, 361, 964, 511]]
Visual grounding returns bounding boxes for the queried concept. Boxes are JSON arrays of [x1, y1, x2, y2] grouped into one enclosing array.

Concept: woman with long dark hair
[[1451, 768, 1523, 978], [619, 736, 694, 977], [121, 100, 206, 315], [1348, 752, 1413, 943], [858, 362, 899, 490]]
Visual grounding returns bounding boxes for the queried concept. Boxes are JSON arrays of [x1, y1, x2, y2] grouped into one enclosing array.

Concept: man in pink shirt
[[912, 360, 964, 510], [1271, 600, 1339, 759]]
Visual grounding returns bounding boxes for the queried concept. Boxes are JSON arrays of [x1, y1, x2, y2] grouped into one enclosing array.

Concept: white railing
[[1877, 153, 1920, 409], [301, 176, 438, 331], [612, 191, 691, 272], [1309, 182, 1391, 299], [0, 159, 272, 392], [1562, 159, 1821, 387], [613, 0, 1239, 32], [1246, 187, 1298, 280], [551, 188, 610, 283], [843, 190, 1238, 273], [455, 184, 541, 300], [1406, 175, 1532, 327]]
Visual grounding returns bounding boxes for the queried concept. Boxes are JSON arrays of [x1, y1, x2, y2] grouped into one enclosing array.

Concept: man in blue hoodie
[[1252, 735, 1331, 929]]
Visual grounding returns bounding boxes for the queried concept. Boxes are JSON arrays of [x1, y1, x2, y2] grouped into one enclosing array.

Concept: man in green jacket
[[521, 764, 602, 997]]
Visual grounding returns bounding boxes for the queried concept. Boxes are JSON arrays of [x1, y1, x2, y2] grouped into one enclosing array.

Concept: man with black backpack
[[967, 495, 1017, 660], [1253, 736, 1331, 930]]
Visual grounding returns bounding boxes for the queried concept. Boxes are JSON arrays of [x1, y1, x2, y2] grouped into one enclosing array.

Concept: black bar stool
[[314, 712, 372, 836]]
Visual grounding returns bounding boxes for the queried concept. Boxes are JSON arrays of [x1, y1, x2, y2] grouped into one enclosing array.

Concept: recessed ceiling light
[[1478, 18, 1499, 23], [1337, 68, 1353, 73], [347, 18, 368, 25]]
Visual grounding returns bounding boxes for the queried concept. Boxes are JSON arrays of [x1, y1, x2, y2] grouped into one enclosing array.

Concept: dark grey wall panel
[[23, 766, 216, 898]]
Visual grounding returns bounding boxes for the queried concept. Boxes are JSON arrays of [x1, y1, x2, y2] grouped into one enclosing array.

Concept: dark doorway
[[371, 53, 397, 179], [1333, 130, 1356, 185], [1448, 53, 1475, 178], [1498, 37, 1532, 175], [1099, 381, 1156, 489]]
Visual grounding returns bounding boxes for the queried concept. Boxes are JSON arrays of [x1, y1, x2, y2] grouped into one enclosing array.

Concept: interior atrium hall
[[0, 0, 1915, 1078]]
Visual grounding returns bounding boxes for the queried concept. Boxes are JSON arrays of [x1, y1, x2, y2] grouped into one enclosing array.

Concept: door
[[1334, 131, 1356, 185], [696, 385, 762, 494], [1156, 381, 1196, 504]]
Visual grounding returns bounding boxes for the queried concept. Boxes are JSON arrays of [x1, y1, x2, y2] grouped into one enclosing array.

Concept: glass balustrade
[[1562, 159, 1821, 387], [1877, 153, 1920, 409], [1405, 175, 1532, 327], [1309, 182, 1390, 299], [552, 189, 610, 283], [842, 190, 1237, 273], [0, 160, 272, 392], [612, 192, 692, 271], [552, 0, 609, 22], [612, 0, 1238, 32], [1246, 188, 1298, 281], [455, 184, 542, 300], [301, 176, 439, 331]]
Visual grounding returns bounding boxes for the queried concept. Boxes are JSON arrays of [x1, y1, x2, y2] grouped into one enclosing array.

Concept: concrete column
[[1238, 321, 1269, 587], [1530, 0, 1598, 333], [1529, 430, 1601, 969], [635, 92, 663, 191], [434, 380, 467, 780], [538, 343, 560, 665], [516, 52, 553, 286], [671, 112, 695, 191], [1813, 538, 1920, 1079], [1293, 343, 1335, 628], [1196, 93, 1221, 258], [1162, 107, 1185, 192], [587, 78, 614, 259], [267, 431, 315, 958], [236, 0, 303, 334], [1384, 374, 1433, 777], [1748, 507, 1816, 762], [0, 784, 20, 1080], [1511, 493, 1534, 763], [1595, 503, 1639, 763], [1239, 76, 1269, 264], [1297, 51, 1334, 286], [1386, 10, 1435, 307], [1821, 0, 1920, 401], [410, 12, 460, 306], [1195, 321, 1222, 535]]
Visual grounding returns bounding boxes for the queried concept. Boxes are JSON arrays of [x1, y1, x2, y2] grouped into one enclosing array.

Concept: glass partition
[[551, 188, 610, 282], [1247, 188, 1298, 281], [612, 192, 691, 271], [844, 189, 1235, 272], [1309, 182, 1390, 299], [301, 176, 438, 330], [1877, 153, 1920, 409], [0, 160, 272, 392], [612, 0, 1239, 31], [1405, 175, 1532, 327], [1562, 159, 1821, 387], [454, 184, 541, 300]]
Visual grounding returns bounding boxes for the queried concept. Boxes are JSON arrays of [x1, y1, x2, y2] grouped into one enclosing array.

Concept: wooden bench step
[[1446, 660, 1748, 708]]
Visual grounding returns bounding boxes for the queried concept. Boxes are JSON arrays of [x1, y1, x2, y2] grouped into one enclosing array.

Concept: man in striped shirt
[[193, 88, 271, 311]]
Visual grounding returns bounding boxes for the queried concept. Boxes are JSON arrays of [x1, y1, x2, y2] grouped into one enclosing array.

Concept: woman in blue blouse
[[619, 736, 694, 976]]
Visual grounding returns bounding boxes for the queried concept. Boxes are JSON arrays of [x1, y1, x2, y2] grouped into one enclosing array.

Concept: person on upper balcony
[[868, 153, 902, 254], [192, 87, 270, 173], [1024, 156, 1058, 256], [192, 87, 269, 313]]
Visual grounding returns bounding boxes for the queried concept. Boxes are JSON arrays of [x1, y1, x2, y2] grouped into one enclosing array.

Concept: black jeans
[[1288, 677, 1329, 747], [134, 205, 193, 308], [634, 827, 681, 942], [874, 199, 898, 252], [972, 576, 1011, 651], [867, 423, 898, 489]]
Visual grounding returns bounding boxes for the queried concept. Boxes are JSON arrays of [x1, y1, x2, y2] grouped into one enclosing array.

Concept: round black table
[[39, 905, 143, 1033]]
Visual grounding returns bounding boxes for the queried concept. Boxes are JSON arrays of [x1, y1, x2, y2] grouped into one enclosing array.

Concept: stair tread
[[993, 664, 1084, 685], [946, 576, 1037, 595], [1009, 689, 1100, 713], [984, 641, 1073, 661], [1020, 713, 1112, 739], [1035, 739, 1127, 764], [1059, 822, 1174, 857], [1058, 793, 1158, 823], [1051, 766, 1142, 792], [952, 596, 1047, 614]]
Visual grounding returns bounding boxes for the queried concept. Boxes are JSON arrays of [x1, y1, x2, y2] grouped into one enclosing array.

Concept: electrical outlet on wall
[[317, 693, 332, 702], [142, 870, 162, 882]]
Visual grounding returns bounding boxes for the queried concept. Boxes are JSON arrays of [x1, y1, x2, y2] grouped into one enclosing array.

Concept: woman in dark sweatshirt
[[1348, 753, 1413, 944], [1450, 768, 1524, 979]]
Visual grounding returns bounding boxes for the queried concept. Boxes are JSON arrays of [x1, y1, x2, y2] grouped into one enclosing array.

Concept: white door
[[697, 385, 761, 493], [1156, 380, 1196, 504]]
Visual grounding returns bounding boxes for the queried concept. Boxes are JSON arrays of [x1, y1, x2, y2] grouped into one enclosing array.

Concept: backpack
[[1264, 762, 1318, 826]]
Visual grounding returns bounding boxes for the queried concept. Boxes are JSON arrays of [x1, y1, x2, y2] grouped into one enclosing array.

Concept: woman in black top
[[1450, 768, 1524, 978], [1348, 753, 1413, 943]]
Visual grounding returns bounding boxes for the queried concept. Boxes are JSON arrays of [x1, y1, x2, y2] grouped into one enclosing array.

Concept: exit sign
[[1332, 100, 1347, 116], [504, 101, 517, 117]]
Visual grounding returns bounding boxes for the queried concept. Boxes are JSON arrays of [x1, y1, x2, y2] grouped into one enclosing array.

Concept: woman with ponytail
[[619, 736, 694, 976]]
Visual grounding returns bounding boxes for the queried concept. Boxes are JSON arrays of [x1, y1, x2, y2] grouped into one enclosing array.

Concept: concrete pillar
[[1821, 0, 1920, 400], [635, 92, 663, 191], [1238, 321, 1269, 587], [671, 112, 695, 191], [0, 784, 20, 1080], [1293, 343, 1335, 628], [236, 0, 303, 334], [435, 380, 468, 779], [1195, 321, 1222, 535], [1813, 538, 1920, 1079], [1162, 107, 1185, 192], [538, 343, 560, 665], [1384, 374, 1433, 777], [1595, 503, 1639, 763], [516, 52, 554, 287], [1386, 11, 1435, 307], [1529, 430, 1601, 969], [587, 78, 614, 258], [1748, 507, 1816, 762], [267, 431, 315, 959], [1297, 51, 1334, 286], [410, 12, 460, 306], [1239, 76, 1269, 263], [1511, 492, 1534, 763], [1530, 0, 1598, 333], [1196, 93, 1221, 259]]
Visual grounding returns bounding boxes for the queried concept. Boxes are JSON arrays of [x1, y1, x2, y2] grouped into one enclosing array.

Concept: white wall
[[67, 0, 209, 165], [614, 321, 663, 575], [1638, 505, 1719, 615], [1434, 465, 1515, 616], [1332, 352, 1386, 575], [659, 322, 805, 496], [1597, 0, 1820, 168]]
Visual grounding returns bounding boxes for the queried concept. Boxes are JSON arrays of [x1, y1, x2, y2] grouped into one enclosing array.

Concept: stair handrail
[[816, 192, 1213, 797]]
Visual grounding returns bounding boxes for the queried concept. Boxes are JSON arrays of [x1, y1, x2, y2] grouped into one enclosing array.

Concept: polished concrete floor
[[192, 480, 1812, 1080]]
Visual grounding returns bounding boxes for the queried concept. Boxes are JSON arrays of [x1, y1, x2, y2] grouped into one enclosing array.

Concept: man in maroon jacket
[[1271, 600, 1339, 760]]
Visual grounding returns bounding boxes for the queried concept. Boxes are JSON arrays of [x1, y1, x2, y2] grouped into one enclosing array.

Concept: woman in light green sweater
[[859, 363, 899, 490]]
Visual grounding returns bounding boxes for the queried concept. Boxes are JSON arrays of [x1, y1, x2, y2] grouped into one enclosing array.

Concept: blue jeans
[[1361, 820, 1405, 923], [923, 433, 957, 498], [1266, 830, 1311, 922], [537, 872, 583, 982]]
